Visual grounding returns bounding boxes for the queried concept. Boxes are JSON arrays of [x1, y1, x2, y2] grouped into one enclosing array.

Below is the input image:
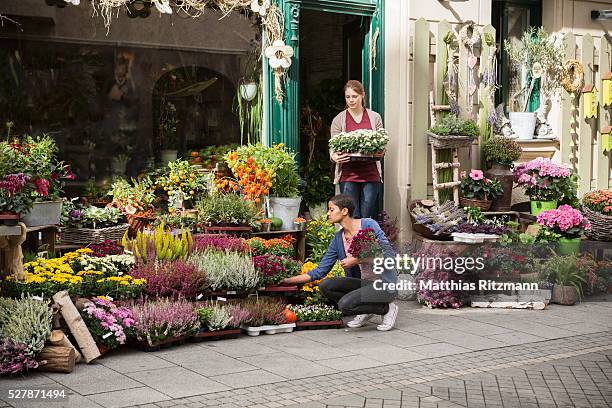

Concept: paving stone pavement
[[1, 298, 611, 408]]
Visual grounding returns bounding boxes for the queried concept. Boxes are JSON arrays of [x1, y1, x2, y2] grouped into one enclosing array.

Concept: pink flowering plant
[[347, 228, 382, 259], [0, 339, 40, 375], [253, 254, 301, 286], [130, 298, 200, 346], [536, 205, 591, 239], [513, 158, 578, 203], [0, 173, 34, 215], [459, 169, 503, 200], [81, 297, 136, 350]]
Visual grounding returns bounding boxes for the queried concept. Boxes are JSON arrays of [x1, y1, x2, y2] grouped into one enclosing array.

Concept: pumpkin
[[283, 308, 297, 323]]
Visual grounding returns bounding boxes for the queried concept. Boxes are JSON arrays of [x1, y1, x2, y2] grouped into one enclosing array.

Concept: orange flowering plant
[[583, 189, 612, 216], [245, 235, 294, 257]]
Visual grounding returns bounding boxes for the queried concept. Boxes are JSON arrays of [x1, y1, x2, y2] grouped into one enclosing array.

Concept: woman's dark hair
[[329, 194, 355, 217]]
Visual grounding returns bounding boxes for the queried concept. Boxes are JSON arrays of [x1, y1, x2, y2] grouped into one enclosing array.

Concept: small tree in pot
[[540, 252, 586, 305], [481, 136, 522, 211]]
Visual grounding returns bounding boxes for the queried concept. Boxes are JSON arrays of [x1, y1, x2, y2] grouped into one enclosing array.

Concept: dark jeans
[[339, 181, 381, 219], [320, 277, 396, 316]]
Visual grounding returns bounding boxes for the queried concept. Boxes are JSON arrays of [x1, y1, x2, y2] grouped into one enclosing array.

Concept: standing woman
[[330, 80, 384, 219]]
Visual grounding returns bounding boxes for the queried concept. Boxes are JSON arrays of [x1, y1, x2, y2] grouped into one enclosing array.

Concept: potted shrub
[[196, 192, 260, 229], [428, 115, 479, 149], [193, 302, 247, 340], [293, 217, 306, 231], [81, 297, 135, 354], [188, 249, 260, 293], [301, 155, 334, 218], [481, 136, 522, 211], [513, 157, 577, 215], [109, 177, 157, 233], [581, 189, 612, 241], [536, 205, 590, 254], [160, 101, 179, 165], [253, 254, 301, 289], [459, 169, 503, 211], [504, 28, 563, 139], [540, 253, 586, 305], [155, 159, 209, 209], [130, 298, 200, 350]]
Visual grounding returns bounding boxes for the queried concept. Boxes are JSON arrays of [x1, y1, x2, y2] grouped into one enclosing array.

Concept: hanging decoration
[[480, 32, 499, 133], [582, 84, 598, 119], [264, 39, 294, 103], [602, 126, 612, 153], [250, 0, 270, 16], [442, 31, 459, 116], [459, 22, 481, 115], [602, 72, 612, 107]]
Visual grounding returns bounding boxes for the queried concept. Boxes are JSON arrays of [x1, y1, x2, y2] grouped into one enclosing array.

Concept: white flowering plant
[[287, 304, 342, 322], [329, 128, 389, 155]]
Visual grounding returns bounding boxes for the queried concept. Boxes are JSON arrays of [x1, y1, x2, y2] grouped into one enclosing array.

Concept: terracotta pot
[[552, 284, 578, 305], [126, 214, 156, 235], [459, 197, 492, 211], [485, 163, 513, 211]]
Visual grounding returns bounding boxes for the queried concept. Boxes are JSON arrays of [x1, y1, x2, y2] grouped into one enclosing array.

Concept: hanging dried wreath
[[560, 59, 585, 93], [459, 22, 481, 49]]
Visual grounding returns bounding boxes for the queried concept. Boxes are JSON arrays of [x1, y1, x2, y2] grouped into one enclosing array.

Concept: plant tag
[[118, 272, 123, 276], [197, 294, 203, 300], [106, 295, 114, 301], [32, 295, 44, 301], [227, 290, 236, 295], [468, 55, 478, 69], [102, 332, 113, 339], [217, 296, 227, 302], [258, 287, 265, 290]]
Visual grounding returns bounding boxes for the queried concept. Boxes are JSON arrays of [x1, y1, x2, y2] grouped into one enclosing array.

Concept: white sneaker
[[377, 303, 399, 331], [346, 314, 374, 328]]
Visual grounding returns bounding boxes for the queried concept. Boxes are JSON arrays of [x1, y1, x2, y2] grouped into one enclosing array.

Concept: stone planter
[[551, 284, 578, 306], [530, 200, 557, 216], [485, 163, 514, 211], [21, 200, 63, 227], [509, 112, 536, 140]]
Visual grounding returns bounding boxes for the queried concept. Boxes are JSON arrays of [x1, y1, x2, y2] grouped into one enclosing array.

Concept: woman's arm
[[281, 236, 340, 284]]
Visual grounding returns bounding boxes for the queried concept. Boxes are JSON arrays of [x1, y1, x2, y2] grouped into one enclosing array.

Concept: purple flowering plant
[[0, 173, 34, 215], [0, 339, 39, 376], [347, 228, 382, 259], [89, 240, 124, 257], [192, 234, 248, 253], [130, 260, 206, 299], [81, 297, 136, 349], [130, 298, 200, 346], [253, 254, 301, 286]]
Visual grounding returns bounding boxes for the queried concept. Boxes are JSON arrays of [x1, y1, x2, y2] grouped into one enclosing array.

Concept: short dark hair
[[329, 194, 355, 217]]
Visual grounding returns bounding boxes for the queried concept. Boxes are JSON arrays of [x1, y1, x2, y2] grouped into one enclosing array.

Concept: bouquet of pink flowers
[[347, 228, 382, 259], [513, 158, 577, 202], [536, 205, 591, 239]]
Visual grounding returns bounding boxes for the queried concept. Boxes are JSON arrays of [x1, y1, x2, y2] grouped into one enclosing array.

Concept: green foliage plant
[[539, 252, 586, 299], [481, 136, 522, 166], [305, 216, 336, 263], [301, 154, 335, 208], [188, 249, 260, 291], [429, 115, 480, 137], [196, 192, 260, 226]]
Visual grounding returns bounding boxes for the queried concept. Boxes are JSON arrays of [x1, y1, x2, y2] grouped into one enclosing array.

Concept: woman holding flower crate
[[281, 194, 399, 331], [330, 80, 386, 219]]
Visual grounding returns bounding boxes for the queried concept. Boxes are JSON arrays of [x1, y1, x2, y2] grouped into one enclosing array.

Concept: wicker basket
[[460, 197, 492, 211], [409, 200, 453, 241], [60, 223, 129, 245], [427, 132, 475, 149], [582, 206, 612, 241]]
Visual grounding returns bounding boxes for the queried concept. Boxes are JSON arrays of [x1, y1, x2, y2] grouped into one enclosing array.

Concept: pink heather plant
[[193, 234, 248, 253], [131, 298, 200, 346], [0, 339, 39, 375], [514, 158, 577, 202], [131, 260, 205, 299], [81, 297, 135, 349], [536, 205, 591, 239], [226, 304, 251, 328]]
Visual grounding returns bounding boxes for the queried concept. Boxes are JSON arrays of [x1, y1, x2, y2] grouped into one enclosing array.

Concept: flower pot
[[126, 214, 156, 235], [509, 112, 536, 140], [293, 221, 306, 231], [260, 222, 271, 232], [485, 163, 514, 211], [552, 284, 578, 305], [459, 197, 492, 211], [530, 200, 557, 216], [21, 200, 63, 227], [0, 213, 19, 226], [269, 197, 302, 231], [557, 237, 581, 255], [160, 149, 178, 166], [239, 82, 258, 101]]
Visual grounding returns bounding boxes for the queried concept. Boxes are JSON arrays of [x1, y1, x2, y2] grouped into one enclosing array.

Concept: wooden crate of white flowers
[[329, 128, 389, 161]]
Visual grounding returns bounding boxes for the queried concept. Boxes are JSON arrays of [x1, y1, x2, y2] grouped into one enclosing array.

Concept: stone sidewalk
[[1, 296, 611, 408]]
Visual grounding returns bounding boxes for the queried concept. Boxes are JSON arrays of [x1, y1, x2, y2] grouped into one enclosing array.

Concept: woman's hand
[[280, 274, 311, 285], [332, 152, 351, 164], [340, 256, 360, 269]]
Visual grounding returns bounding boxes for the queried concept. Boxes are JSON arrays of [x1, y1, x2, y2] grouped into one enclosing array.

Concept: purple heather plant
[[0, 339, 39, 376], [130, 298, 200, 346], [130, 260, 206, 299], [226, 304, 251, 328], [377, 210, 399, 242], [193, 234, 248, 253], [241, 298, 287, 327]]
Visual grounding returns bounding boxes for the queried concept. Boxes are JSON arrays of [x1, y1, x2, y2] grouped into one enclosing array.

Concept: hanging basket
[[60, 224, 129, 245], [427, 132, 474, 149], [582, 206, 612, 241]]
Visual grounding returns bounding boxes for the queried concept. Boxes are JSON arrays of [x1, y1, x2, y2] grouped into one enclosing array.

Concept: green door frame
[[264, 0, 384, 165]]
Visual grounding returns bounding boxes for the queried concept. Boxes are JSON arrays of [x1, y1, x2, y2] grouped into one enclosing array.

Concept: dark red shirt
[[339, 110, 381, 183]]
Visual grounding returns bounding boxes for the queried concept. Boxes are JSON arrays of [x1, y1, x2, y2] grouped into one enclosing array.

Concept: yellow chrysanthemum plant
[[299, 261, 344, 305], [2, 248, 144, 300]]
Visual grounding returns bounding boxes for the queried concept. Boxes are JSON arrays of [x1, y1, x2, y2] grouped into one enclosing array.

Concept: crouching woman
[[280, 194, 399, 331]]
